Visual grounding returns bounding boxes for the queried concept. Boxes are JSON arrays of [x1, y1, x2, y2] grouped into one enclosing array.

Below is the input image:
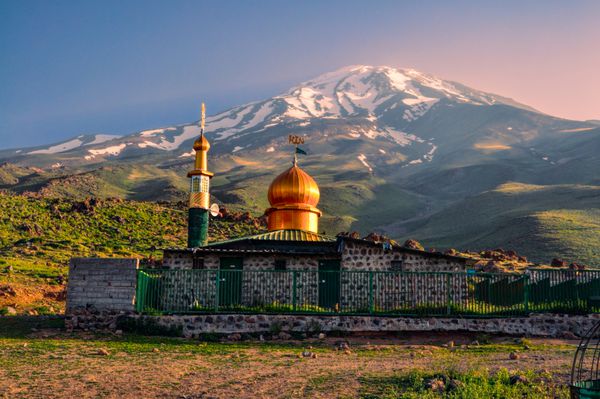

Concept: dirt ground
[[0, 325, 577, 399]]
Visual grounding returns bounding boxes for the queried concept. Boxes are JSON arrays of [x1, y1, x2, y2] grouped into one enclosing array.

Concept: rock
[[551, 258, 567, 268], [5, 306, 17, 315], [152, 348, 160, 353], [470, 340, 480, 346], [302, 350, 317, 358], [447, 379, 464, 391], [509, 375, 528, 385], [259, 334, 265, 342], [424, 378, 445, 392], [335, 341, 350, 351], [227, 333, 242, 341], [509, 352, 520, 360], [447, 341, 455, 349], [403, 239, 424, 251], [0, 285, 17, 297], [114, 329, 123, 336], [97, 348, 110, 356], [561, 331, 578, 340], [318, 333, 326, 339]]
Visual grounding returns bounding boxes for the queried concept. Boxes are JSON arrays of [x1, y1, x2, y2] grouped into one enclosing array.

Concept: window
[[274, 259, 286, 270], [191, 176, 200, 192], [391, 260, 403, 272], [200, 175, 210, 193], [192, 257, 205, 270]]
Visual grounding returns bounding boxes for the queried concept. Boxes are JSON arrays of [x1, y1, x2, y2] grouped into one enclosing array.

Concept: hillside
[[397, 183, 600, 265], [0, 192, 265, 315], [1, 65, 600, 265]]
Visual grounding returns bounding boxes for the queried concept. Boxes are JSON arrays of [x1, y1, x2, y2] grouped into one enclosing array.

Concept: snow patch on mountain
[[29, 137, 84, 154], [85, 134, 121, 145], [138, 125, 200, 150], [139, 128, 176, 137], [357, 154, 373, 172], [384, 128, 425, 146], [87, 144, 127, 157]]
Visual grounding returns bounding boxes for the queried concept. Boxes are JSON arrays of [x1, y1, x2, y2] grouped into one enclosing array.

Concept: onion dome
[[268, 165, 320, 207], [193, 134, 210, 152], [265, 163, 322, 233]]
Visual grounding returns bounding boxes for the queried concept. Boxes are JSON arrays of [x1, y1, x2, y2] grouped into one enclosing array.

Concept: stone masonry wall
[[67, 258, 139, 312], [114, 313, 600, 338], [160, 248, 471, 312], [340, 242, 468, 310]]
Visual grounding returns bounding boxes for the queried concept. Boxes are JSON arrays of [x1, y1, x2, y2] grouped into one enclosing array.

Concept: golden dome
[[193, 134, 210, 152], [265, 163, 321, 233], [268, 165, 320, 207]]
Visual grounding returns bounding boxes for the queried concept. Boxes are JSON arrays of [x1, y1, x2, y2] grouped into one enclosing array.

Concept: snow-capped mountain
[[3, 65, 600, 264], [2, 65, 541, 168]]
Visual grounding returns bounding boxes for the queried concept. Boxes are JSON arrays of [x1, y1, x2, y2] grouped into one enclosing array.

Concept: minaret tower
[[187, 103, 213, 247]]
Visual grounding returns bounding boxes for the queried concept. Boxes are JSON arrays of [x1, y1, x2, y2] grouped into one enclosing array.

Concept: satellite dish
[[209, 203, 220, 217]]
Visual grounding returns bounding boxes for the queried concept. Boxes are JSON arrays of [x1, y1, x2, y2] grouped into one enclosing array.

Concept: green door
[[318, 260, 341, 310], [219, 257, 243, 308]]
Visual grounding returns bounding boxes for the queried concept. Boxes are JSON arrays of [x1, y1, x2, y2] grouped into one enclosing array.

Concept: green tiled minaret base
[[188, 208, 209, 247]]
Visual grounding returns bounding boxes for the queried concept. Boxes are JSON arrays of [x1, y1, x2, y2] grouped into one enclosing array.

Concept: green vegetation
[[0, 192, 264, 313], [0, 316, 576, 398], [403, 183, 600, 265], [359, 369, 568, 399]]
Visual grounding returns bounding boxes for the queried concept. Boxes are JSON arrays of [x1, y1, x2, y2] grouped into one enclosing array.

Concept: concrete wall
[[67, 258, 139, 312]]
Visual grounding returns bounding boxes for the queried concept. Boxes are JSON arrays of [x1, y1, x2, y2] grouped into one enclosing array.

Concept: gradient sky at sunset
[[1, 0, 599, 149]]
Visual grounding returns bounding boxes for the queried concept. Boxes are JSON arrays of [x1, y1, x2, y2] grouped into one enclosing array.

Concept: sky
[[1, 0, 599, 149]]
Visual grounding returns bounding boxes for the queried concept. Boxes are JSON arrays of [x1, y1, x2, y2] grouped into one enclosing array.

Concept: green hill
[[396, 183, 600, 265], [0, 192, 264, 314]]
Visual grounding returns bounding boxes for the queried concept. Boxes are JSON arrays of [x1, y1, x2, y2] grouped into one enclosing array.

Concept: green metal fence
[[135, 268, 600, 316]]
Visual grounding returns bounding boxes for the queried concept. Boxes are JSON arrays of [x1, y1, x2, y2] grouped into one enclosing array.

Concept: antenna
[[200, 103, 206, 135]]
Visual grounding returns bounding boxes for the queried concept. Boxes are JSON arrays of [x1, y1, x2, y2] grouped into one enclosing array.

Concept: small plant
[[269, 321, 283, 335], [305, 320, 322, 336]]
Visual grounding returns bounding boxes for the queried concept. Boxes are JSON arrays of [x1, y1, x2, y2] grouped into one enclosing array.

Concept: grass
[[0, 316, 577, 398], [0, 192, 264, 314], [358, 369, 569, 399], [403, 183, 600, 265]]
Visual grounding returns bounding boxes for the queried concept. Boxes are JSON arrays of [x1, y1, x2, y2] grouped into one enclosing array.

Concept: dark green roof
[[206, 229, 336, 246]]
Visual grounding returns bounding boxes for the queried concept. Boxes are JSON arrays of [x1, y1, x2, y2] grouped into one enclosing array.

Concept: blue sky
[[1, 0, 599, 149]]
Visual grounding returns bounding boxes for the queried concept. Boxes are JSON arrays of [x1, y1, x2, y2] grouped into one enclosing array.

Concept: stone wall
[[340, 241, 466, 272], [159, 249, 475, 312], [99, 313, 600, 338], [67, 258, 139, 312]]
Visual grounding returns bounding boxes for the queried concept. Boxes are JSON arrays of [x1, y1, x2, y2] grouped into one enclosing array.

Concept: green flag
[[295, 147, 307, 155]]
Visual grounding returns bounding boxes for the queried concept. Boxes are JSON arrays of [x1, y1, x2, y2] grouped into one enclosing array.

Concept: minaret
[[187, 103, 213, 247]]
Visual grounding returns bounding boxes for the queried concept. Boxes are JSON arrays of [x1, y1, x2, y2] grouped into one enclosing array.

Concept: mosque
[[160, 106, 468, 309]]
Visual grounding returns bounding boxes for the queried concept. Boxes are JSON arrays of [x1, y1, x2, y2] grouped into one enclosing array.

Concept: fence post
[[369, 271, 374, 314], [523, 274, 530, 314], [215, 269, 220, 312], [135, 270, 142, 313], [292, 271, 297, 312], [446, 273, 452, 315]]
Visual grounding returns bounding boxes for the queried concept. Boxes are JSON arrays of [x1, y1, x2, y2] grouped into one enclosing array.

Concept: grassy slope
[[400, 183, 600, 265], [0, 192, 264, 314]]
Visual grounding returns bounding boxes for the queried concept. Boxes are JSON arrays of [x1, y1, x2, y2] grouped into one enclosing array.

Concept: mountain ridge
[[2, 65, 599, 265]]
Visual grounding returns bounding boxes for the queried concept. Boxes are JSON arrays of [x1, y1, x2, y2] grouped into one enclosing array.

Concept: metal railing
[[135, 268, 600, 317]]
